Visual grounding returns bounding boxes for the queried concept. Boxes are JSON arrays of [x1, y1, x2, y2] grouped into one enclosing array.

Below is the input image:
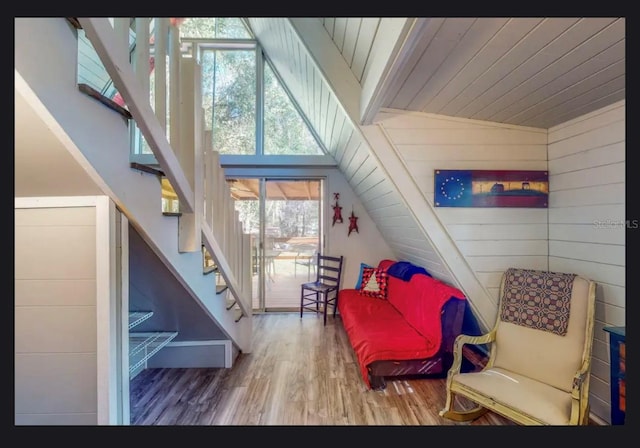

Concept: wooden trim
[[78, 83, 132, 120], [15, 196, 100, 208], [204, 265, 218, 275], [96, 196, 117, 424], [130, 162, 165, 177], [66, 17, 82, 29]]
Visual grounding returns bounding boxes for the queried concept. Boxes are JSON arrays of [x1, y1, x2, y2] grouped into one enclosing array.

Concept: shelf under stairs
[[129, 311, 178, 379]]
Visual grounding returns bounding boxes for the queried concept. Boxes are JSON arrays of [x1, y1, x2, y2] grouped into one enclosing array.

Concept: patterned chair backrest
[[492, 268, 596, 392]]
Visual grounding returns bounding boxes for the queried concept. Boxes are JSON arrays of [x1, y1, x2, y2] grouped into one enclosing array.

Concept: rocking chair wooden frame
[[439, 269, 597, 425]]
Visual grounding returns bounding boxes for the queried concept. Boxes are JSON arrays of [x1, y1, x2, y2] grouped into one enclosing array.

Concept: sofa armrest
[[440, 298, 466, 355]]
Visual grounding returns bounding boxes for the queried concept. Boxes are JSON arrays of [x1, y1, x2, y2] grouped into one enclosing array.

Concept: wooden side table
[[604, 326, 625, 425]]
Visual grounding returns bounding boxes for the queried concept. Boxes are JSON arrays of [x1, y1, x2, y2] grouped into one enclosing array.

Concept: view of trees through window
[[179, 17, 250, 39], [230, 179, 321, 240], [263, 63, 324, 155], [183, 17, 324, 156], [201, 49, 256, 154]]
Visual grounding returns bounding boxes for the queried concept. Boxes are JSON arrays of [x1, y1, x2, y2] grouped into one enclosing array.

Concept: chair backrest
[[296, 244, 317, 258], [315, 254, 344, 289], [492, 268, 596, 393]]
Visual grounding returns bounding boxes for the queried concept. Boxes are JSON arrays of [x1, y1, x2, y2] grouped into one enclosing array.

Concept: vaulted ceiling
[[271, 17, 626, 130], [15, 17, 626, 198]]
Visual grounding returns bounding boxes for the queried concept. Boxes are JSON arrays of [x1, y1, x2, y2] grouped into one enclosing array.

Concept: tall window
[[201, 49, 257, 154], [179, 17, 251, 39], [263, 62, 324, 155], [185, 17, 325, 157]]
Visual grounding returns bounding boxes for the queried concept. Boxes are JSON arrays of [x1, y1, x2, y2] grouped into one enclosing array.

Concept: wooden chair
[[300, 254, 344, 325], [439, 267, 597, 425]]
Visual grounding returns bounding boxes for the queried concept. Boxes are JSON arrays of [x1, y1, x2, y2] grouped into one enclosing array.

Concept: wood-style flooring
[[130, 312, 515, 426]]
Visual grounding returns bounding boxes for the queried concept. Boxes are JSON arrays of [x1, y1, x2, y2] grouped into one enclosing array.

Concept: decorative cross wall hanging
[[348, 206, 359, 236], [332, 193, 343, 226]]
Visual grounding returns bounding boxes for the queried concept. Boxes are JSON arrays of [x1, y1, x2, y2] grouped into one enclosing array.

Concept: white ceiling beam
[[360, 18, 432, 125], [288, 18, 362, 126]]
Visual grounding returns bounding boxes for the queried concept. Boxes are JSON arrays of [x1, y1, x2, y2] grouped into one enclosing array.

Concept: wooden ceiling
[[228, 179, 321, 200], [322, 17, 625, 129]]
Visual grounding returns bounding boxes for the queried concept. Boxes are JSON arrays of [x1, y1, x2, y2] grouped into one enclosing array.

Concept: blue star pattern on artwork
[[434, 170, 473, 207]]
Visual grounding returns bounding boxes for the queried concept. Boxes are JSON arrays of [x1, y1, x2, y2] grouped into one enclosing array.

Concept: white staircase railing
[[79, 17, 252, 323]]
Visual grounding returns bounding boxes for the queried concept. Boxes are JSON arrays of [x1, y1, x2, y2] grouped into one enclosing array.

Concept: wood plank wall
[[547, 99, 625, 424], [377, 110, 549, 303], [14, 206, 98, 425]]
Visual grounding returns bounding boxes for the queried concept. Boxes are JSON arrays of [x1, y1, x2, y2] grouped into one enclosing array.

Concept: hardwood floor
[[130, 312, 516, 426]]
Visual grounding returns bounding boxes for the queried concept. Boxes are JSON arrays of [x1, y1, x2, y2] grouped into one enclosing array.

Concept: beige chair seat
[[453, 367, 573, 425]]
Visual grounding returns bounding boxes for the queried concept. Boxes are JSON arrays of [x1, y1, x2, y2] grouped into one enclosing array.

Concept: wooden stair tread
[[204, 265, 218, 275], [78, 83, 132, 119], [131, 162, 165, 177], [67, 17, 82, 29]]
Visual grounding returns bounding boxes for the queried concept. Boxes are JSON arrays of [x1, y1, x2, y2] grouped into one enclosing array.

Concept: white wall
[[325, 167, 395, 288], [376, 109, 549, 306], [15, 206, 98, 425], [547, 99, 625, 424]]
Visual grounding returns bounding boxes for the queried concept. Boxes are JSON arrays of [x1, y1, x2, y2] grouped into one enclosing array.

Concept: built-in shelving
[[129, 331, 178, 375], [128, 311, 177, 377], [129, 311, 154, 329]]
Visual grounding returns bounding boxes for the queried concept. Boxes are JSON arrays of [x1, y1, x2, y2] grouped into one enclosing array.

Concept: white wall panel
[[549, 141, 624, 174], [548, 99, 625, 425], [549, 223, 624, 245], [549, 183, 625, 208], [14, 205, 98, 425], [549, 163, 625, 191], [548, 119, 625, 158], [448, 223, 548, 240], [548, 204, 625, 224], [549, 241, 624, 265]]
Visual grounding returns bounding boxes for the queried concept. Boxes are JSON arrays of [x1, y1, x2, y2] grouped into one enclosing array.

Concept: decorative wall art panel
[[434, 170, 548, 208]]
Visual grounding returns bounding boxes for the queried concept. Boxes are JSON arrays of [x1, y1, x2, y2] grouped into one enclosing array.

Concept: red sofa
[[337, 259, 466, 390]]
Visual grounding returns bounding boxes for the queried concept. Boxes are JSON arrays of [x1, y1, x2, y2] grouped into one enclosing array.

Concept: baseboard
[[589, 413, 608, 426], [146, 340, 232, 369]]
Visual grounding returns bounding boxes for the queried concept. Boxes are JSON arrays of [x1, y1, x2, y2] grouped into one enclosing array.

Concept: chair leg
[[300, 288, 304, 318], [323, 293, 328, 326]]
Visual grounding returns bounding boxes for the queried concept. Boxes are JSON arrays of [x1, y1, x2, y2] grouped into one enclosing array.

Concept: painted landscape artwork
[[434, 170, 549, 208]]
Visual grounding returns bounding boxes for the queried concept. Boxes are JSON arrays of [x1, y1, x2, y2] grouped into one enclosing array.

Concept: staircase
[[64, 17, 253, 361]]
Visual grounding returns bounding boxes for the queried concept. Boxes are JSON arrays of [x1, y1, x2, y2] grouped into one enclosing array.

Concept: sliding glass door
[[229, 177, 323, 312]]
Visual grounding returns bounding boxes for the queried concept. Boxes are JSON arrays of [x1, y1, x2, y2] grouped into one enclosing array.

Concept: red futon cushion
[[338, 259, 466, 388]]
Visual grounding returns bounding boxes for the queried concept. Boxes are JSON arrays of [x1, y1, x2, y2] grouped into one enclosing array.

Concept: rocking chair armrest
[[448, 330, 497, 376], [571, 359, 591, 398]]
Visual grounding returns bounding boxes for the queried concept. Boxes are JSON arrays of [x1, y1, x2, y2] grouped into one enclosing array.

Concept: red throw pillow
[[358, 267, 389, 299]]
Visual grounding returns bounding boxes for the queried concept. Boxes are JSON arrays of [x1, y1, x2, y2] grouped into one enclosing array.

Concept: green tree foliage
[[263, 63, 324, 155], [179, 17, 251, 39]]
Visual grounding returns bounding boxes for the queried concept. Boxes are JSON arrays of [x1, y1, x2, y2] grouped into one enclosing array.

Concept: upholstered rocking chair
[[440, 267, 597, 425]]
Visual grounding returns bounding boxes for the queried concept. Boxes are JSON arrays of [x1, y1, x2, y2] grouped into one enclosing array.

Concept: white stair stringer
[[14, 17, 252, 354]]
